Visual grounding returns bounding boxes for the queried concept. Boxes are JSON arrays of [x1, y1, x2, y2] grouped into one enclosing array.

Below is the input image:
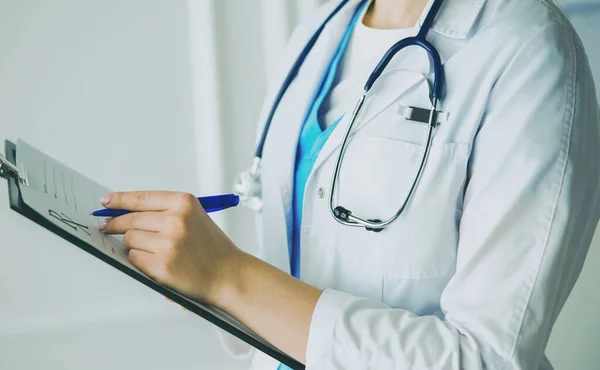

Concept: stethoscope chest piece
[[233, 157, 263, 213]]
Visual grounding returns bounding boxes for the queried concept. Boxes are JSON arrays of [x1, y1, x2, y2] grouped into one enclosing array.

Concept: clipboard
[[1, 139, 304, 370]]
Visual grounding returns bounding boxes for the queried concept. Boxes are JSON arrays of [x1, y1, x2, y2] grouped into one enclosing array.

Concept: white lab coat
[[222, 0, 600, 368]]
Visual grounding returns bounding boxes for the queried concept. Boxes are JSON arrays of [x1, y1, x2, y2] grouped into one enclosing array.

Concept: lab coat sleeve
[[305, 25, 600, 369]]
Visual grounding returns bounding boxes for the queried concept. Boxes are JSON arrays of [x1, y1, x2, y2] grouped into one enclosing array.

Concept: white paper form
[[14, 139, 285, 360], [17, 139, 134, 269]]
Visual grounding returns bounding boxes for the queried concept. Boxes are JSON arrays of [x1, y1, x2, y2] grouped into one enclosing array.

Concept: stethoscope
[[234, 0, 445, 232]]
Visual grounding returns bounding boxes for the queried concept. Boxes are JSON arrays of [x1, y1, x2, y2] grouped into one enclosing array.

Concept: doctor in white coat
[[100, 0, 600, 368]]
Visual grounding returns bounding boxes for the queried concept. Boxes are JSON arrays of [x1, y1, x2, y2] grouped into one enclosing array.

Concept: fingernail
[[98, 220, 108, 230], [100, 194, 112, 205]]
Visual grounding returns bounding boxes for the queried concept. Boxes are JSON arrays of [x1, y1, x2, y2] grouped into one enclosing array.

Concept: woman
[[99, 0, 600, 368]]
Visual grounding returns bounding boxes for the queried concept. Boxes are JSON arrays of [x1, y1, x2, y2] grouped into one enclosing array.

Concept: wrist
[[211, 248, 252, 311]]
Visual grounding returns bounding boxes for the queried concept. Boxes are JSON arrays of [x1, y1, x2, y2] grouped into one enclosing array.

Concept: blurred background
[[0, 0, 598, 369]]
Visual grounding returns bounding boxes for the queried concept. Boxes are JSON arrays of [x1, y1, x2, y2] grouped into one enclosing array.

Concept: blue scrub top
[[279, 2, 367, 370], [290, 1, 366, 279]]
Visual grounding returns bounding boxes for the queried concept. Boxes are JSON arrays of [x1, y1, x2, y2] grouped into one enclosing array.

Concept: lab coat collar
[[419, 0, 486, 39]]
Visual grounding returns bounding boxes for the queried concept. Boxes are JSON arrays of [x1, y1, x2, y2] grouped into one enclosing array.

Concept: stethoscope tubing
[[240, 0, 446, 230], [254, 0, 352, 159], [328, 97, 439, 230]]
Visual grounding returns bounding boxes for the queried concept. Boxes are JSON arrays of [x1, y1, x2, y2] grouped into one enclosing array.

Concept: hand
[[99, 191, 241, 307]]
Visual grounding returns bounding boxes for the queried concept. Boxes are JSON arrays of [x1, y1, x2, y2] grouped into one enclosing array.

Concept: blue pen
[[90, 194, 240, 217]]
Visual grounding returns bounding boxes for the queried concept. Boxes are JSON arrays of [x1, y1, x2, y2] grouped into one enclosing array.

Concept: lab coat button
[[317, 187, 325, 199]]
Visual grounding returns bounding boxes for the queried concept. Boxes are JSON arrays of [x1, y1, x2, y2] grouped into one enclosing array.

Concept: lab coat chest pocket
[[336, 126, 468, 280]]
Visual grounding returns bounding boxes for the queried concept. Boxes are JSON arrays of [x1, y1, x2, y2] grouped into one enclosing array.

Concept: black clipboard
[[2, 140, 304, 370]]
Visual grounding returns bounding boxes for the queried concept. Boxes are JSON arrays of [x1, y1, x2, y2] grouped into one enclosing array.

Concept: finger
[[101, 212, 167, 234], [128, 249, 160, 279], [100, 191, 182, 212], [122, 230, 161, 253]]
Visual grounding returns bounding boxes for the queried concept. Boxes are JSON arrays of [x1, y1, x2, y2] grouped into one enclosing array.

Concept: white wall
[[0, 0, 248, 369]]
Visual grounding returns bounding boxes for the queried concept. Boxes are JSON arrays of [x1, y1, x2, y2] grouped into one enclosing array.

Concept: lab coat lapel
[[260, 0, 363, 247]]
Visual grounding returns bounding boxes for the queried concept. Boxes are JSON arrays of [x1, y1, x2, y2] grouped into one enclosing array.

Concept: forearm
[[215, 250, 322, 364]]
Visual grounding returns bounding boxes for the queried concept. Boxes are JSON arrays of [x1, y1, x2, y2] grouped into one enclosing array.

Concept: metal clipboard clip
[[0, 153, 29, 187]]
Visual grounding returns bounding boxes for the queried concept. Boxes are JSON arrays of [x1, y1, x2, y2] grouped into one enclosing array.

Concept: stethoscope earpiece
[[333, 206, 352, 221], [333, 207, 384, 233], [365, 220, 384, 233]]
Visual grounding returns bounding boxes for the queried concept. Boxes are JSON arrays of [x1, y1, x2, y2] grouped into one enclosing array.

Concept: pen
[[90, 193, 240, 217]]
